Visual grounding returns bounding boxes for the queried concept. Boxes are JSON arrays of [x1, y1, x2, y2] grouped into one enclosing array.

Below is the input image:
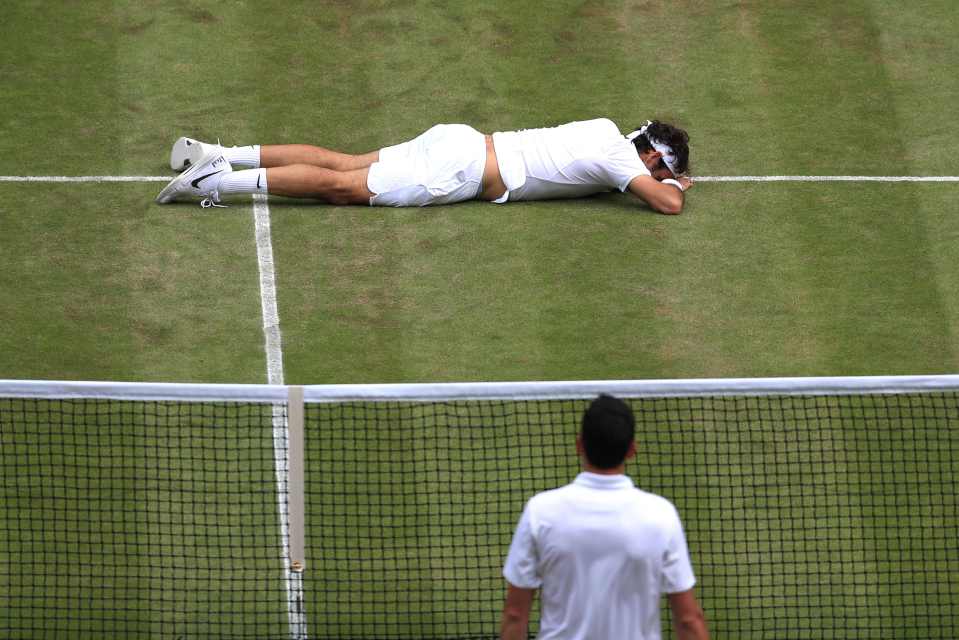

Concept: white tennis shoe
[[155, 149, 233, 207], [169, 136, 221, 172]]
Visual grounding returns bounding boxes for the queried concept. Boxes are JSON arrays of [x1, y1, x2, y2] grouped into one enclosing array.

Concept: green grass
[[3, 0, 959, 382], [277, 183, 959, 383], [0, 184, 266, 382], [1, 0, 959, 637]]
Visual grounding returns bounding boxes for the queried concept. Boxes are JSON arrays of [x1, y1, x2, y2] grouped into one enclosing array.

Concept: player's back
[[492, 118, 648, 201], [522, 473, 693, 639]]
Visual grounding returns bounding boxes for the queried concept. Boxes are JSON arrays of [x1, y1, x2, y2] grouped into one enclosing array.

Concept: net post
[[287, 385, 306, 573]]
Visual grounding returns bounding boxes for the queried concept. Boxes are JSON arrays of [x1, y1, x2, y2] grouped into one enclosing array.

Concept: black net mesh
[[0, 397, 290, 639], [2, 390, 958, 638], [305, 394, 959, 639]]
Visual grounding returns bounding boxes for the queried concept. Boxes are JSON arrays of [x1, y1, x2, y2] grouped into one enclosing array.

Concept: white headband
[[627, 120, 680, 176]]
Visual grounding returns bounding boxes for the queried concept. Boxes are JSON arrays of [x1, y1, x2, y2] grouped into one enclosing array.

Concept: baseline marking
[[0, 176, 172, 182], [253, 193, 308, 640], [2, 175, 958, 183], [694, 176, 959, 182]]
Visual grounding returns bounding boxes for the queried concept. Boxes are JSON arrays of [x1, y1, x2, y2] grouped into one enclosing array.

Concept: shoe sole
[[169, 137, 209, 172], [156, 148, 225, 203]]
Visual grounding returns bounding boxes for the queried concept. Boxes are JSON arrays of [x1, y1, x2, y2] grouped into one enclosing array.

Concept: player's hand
[[677, 176, 693, 191]]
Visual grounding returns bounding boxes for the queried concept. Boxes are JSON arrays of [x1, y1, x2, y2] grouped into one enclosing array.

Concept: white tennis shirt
[[503, 472, 696, 640], [491, 118, 651, 202]]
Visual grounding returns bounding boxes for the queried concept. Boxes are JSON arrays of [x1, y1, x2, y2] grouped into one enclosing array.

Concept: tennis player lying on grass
[[155, 118, 692, 214], [500, 394, 710, 640]]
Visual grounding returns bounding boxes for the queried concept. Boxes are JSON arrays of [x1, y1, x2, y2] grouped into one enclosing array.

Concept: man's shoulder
[[631, 486, 681, 511], [628, 489, 688, 531], [528, 478, 675, 506], [524, 481, 581, 511], [559, 117, 621, 136], [561, 119, 643, 168], [525, 482, 684, 534], [563, 116, 617, 127], [528, 482, 576, 502]]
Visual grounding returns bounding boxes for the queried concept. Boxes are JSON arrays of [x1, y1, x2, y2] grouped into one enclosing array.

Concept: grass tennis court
[[3, 0, 959, 383], [2, 0, 958, 637]]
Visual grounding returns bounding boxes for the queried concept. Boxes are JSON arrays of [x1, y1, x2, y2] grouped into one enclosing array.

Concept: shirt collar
[[574, 471, 635, 491]]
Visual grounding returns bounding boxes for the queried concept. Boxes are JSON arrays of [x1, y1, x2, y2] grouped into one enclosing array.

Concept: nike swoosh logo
[[191, 170, 223, 189], [256, 173, 262, 190]]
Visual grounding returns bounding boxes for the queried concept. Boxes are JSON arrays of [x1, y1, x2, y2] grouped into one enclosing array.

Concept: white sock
[[217, 169, 268, 196], [222, 145, 260, 168]]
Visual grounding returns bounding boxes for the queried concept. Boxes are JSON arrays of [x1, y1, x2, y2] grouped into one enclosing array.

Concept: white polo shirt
[[491, 118, 651, 202], [503, 472, 696, 640]]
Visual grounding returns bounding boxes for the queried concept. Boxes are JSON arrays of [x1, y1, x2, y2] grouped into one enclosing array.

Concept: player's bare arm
[[499, 583, 535, 640], [628, 174, 687, 214], [668, 588, 710, 640]]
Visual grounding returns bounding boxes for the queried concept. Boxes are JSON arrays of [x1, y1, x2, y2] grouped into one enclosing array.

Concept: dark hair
[[581, 394, 636, 469], [632, 120, 690, 176]]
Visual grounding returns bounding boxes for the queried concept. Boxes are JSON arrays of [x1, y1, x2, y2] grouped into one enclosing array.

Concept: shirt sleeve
[[604, 140, 652, 192], [660, 505, 697, 594], [502, 501, 542, 589]]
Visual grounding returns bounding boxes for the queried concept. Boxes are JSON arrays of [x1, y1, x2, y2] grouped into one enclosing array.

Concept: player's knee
[[327, 174, 369, 205]]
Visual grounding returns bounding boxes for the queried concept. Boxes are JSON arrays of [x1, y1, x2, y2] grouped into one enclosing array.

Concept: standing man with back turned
[[500, 394, 710, 640]]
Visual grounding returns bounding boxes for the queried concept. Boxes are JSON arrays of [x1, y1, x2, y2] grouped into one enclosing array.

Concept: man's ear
[[625, 440, 637, 460], [576, 435, 584, 456], [639, 149, 663, 171]]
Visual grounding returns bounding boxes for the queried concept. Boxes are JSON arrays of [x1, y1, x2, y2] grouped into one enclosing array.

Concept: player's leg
[[259, 164, 374, 205], [158, 149, 374, 206], [170, 137, 379, 172], [260, 145, 380, 171]]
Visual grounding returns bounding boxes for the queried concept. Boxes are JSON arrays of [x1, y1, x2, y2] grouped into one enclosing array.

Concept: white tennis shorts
[[367, 124, 486, 207]]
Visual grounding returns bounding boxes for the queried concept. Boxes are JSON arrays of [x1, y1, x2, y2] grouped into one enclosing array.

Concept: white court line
[[694, 176, 959, 182], [2, 175, 958, 183], [254, 193, 285, 388], [252, 193, 308, 640], [0, 175, 172, 182]]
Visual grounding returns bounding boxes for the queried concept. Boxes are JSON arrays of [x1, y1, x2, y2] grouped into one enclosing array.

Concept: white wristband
[[662, 178, 685, 192]]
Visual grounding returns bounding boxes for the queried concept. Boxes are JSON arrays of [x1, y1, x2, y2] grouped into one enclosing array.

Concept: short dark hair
[[581, 394, 636, 469], [631, 120, 690, 176]]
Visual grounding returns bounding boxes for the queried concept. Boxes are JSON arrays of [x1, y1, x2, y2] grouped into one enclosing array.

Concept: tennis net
[[2, 377, 958, 638]]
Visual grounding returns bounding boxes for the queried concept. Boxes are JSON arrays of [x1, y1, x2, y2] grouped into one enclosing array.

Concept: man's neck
[[582, 463, 626, 476]]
